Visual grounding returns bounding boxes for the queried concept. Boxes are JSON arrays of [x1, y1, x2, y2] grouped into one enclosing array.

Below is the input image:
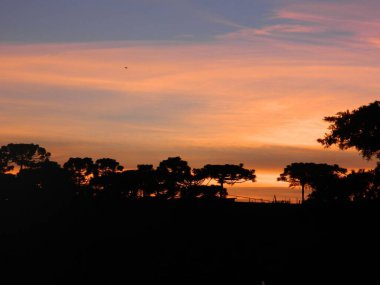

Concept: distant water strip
[[227, 187, 304, 203]]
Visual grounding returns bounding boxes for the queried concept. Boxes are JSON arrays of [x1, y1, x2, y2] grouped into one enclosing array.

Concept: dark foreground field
[[1, 198, 380, 284]]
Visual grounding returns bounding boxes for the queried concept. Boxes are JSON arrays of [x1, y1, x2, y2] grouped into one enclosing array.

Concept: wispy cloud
[[2, 1, 380, 186], [254, 24, 324, 35], [216, 24, 325, 41], [1, 1, 379, 190], [1, 41, 379, 151], [197, 11, 246, 29], [273, 1, 380, 48], [214, 1, 380, 51]]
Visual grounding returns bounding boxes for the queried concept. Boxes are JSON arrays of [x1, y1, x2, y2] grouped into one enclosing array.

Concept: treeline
[[0, 101, 379, 204], [278, 162, 379, 203], [278, 100, 380, 204], [1, 145, 378, 205], [0, 145, 256, 202]]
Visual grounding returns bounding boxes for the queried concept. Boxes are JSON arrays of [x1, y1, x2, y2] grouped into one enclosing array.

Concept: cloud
[[174, 144, 376, 171], [254, 24, 324, 35], [367, 38, 380, 48], [198, 11, 246, 29], [1, 41, 379, 147], [1, 1, 379, 192], [213, 1, 380, 53], [273, 1, 380, 48], [1, 33, 379, 186], [217, 24, 325, 41]]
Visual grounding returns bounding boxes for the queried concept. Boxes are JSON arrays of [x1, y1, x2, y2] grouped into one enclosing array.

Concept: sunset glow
[[1, 0, 378, 191]]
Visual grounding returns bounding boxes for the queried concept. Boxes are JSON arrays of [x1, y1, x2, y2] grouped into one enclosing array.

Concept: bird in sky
[[124, 66, 128, 69]]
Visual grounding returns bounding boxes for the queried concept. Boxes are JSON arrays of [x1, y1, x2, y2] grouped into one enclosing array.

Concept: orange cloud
[[0, 38, 379, 187]]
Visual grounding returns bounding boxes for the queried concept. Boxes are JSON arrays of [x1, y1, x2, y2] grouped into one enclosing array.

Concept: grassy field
[[1, 199, 379, 284]]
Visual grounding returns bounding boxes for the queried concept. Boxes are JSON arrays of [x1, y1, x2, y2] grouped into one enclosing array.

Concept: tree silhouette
[[18, 160, 62, 189], [318, 101, 380, 160], [181, 185, 224, 199], [156, 157, 191, 199], [115, 170, 138, 198], [63, 157, 94, 186], [344, 169, 377, 201], [17, 160, 74, 203], [0, 147, 13, 174], [0, 172, 15, 200], [135, 164, 158, 197], [179, 169, 208, 199], [308, 170, 348, 203], [195, 164, 256, 198], [278, 163, 347, 203], [94, 158, 124, 177], [374, 163, 380, 196], [0, 143, 50, 172], [90, 159, 123, 194]]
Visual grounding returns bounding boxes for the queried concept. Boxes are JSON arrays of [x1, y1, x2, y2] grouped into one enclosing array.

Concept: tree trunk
[[301, 184, 305, 204]]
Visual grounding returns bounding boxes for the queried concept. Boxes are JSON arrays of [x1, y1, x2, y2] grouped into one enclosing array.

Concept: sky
[[1, 0, 379, 191]]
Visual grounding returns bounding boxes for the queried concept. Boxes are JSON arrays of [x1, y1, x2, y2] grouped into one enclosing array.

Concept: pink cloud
[[217, 24, 325, 41], [272, 1, 380, 49], [367, 38, 380, 48], [210, 1, 380, 53], [274, 1, 380, 23]]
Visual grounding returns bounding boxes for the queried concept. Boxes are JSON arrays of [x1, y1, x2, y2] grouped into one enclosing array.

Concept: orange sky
[[1, 1, 379, 188]]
